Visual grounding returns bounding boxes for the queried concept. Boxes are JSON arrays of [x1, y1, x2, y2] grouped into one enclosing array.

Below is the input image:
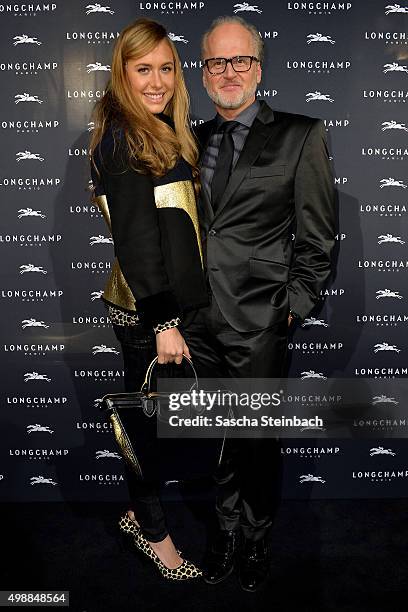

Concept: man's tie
[[211, 121, 239, 213]]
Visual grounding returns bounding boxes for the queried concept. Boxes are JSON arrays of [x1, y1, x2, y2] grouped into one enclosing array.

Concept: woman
[[89, 18, 208, 580]]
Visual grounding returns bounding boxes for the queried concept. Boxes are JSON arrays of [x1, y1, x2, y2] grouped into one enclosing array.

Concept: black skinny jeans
[[112, 321, 168, 543]]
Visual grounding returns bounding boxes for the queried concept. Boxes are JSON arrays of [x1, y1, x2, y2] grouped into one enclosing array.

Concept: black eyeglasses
[[204, 56, 259, 75]]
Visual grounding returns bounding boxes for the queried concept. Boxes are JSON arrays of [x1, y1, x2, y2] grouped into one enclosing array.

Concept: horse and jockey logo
[[19, 264, 47, 275], [376, 289, 403, 299], [385, 4, 408, 14], [30, 476, 57, 486], [372, 395, 399, 405], [94, 397, 103, 408], [27, 424, 54, 434], [302, 317, 329, 327], [381, 120, 408, 132], [86, 62, 111, 73], [306, 91, 334, 103], [300, 370, 327, 379], [91, 290, 104, 301], [16, 151, 44, 162], [307, 33, 336, 44], [377, 233, 405, 244], [87, 121, 95, 132], [18, 208, 46, 219], [369, 446, 396, 456], [373, 342, 401, 353], [24, 372, 51, 382], [95, 450, 122, 460], [168, 33, 189, 44], [21, 318, 49, 329], [13, 35, 42, 46], [383, 62, 408, 74], [92, 344, 120, 355], [89, 235, 114, 246], [15, 93, 43, 104], [233, 2, 262, 13], [85, 3, 115, 14], [299, 474, 326, 484], [379, 177, 407, 188]]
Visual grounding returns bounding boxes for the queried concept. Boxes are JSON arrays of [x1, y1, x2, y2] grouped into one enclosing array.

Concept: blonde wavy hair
[[90, 18, 198, 179]]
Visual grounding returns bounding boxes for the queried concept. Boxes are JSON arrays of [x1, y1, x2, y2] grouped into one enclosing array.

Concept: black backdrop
[[0, 0, 407, 501]]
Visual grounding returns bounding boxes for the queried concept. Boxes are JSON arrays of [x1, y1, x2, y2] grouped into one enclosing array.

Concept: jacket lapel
[[211, 102, 276, 221], [197, 118, 216, 223]]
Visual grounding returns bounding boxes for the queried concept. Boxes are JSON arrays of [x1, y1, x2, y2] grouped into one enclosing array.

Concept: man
[[183, 15, 335, 591]]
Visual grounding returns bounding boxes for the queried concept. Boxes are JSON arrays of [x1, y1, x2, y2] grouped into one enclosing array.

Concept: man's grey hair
[[201, 15, 264, 63]]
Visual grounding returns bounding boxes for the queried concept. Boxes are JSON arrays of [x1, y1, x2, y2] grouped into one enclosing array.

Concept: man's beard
[[205, 81, 257, 110]]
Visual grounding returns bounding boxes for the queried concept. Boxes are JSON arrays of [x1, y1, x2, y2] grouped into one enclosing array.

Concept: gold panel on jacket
[[154, 180, 203, 264]]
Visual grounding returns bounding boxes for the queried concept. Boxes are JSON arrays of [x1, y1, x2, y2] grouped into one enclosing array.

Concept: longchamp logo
[[376, 289, 403, 299], [10, 448, 68, 459], [1, 289, 63, 303], [354, 366, 408, 377], [1, 119, 59, 134], [383, 61, 408, 73], [302, 317, 329, 327], [378, 233, 405, 244], [78, 473, 125, 485], [69, 203, 103, 219], [352, 470, 408, 482], [27, 424, 54, 434], [363, 89, 408, 102], [4, 343, 64, 356], [287, 59, 350, 73], [358, 259, 408, 272], [373, 341, 401, 353], [76, 420, 113, 432], [89, 234, 113, 246], [233, 2, 262, 13], [281, 446, 340, 458], [91, 344, 119, 355], [365, 31, 408, 44], [66, 31, 120, 45], [168, 32, 189, 44], [138, 1, 205, 14], [360, 202, 407, 217], [6, 395, 67, 406], [13, 34, 42, 45], [287, 2, 352, 14], [0, 3, 57, 16], [72, 314, 111, 328], [95, 450, 122, 460], [300, 370, 327, 379], [19, 264, 47, 274], [70, 260, 111, 273], [86, 61, 111, 73], [21, 318, 49, 329], [307, 32, 336, 44], [385, 4, 408, 14], [299, 474, 326, 484], [73, 369, 124, 382], [356, 313, 408, 327], [288, 342, 342, 355], [372, 394, 399, 404], [362, 147, 408, 160], [0, 176, 60, 190], [18, 208, 46, 219], [1, 62, 58, 76], [370, 446, 396, 456], [380, 177, 407, 188], [15, 93, 43, 104], [85, 3, 115, 14], [306, 91, 334, 102], [30, 476, 57, 486], [319, 287, 345, 299], [24, 371, 51, 382], [67, 89, 105, 102]]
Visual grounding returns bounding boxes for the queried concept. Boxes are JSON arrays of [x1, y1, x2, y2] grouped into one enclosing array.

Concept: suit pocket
[[249, 257, 289, 282], [249, 164, 285, 178]]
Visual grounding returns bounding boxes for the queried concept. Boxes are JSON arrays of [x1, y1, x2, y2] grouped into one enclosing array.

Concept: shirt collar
[[216, 100, 260, 130]]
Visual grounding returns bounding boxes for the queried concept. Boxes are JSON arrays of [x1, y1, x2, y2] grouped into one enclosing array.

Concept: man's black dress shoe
[[238, 538, 269, 592], [203, 529, 239, 585]]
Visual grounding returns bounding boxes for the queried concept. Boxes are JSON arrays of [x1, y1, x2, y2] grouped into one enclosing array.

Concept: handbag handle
[[140, 354, 199, 395]]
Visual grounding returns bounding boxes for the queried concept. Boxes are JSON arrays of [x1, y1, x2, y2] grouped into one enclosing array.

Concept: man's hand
[[156, 327, 191, 364]]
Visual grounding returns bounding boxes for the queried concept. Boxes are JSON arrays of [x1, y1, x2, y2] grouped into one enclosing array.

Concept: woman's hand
[[156, 327, 191, 364]]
